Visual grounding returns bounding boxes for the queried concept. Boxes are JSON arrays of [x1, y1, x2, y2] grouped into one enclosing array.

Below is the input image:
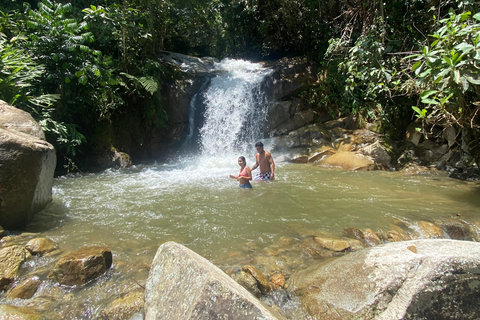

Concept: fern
[[120, 72, 158, 95]]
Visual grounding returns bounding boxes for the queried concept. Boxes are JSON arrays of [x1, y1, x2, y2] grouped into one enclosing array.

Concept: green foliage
[[409, 10, 480, 133]]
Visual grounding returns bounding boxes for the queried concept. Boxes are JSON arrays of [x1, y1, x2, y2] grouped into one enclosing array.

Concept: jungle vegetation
[[1, 0, 479, 170]]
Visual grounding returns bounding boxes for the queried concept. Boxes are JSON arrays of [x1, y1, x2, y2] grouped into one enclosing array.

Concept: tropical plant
[[408, 10, 480, 152]]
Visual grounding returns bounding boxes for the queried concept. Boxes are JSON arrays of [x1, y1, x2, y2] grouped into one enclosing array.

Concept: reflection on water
[[3, 159, 480, 318]]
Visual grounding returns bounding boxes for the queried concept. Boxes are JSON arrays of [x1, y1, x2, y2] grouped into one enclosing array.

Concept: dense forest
[[1, 0, 479, 172]]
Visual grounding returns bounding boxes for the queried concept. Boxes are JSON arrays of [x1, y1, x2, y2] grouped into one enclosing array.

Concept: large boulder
[[288, 239, 480, 320], [0, 101, 56, 230], [144, 241, 284, 320], [49, 246, 113, 286]]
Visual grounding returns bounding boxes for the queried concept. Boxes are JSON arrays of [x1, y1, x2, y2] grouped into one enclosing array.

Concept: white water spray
[[199, 59, 272, 157]]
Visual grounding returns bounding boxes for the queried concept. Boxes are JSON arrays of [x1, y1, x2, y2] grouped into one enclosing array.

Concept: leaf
[[474, 13, 480, 21], [454, 42, 474, 53], [420, 90, 439, 99], [421, 98, 440, 105], [412, 61, 422, 71], [466, 76, 480, 85]]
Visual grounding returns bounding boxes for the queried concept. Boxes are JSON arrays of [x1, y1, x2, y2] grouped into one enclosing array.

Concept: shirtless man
[[251, 142, 275, 180]]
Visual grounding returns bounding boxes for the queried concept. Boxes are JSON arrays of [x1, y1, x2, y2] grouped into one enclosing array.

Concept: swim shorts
[[239, 182, 253, 189], [254, 172, 271, 181]]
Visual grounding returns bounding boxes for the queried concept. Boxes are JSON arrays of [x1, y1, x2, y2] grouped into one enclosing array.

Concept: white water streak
[[200, 59, 272, 156]]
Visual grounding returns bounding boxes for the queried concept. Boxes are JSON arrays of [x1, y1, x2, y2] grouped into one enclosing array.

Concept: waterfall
[[198, 59, 272, 156]]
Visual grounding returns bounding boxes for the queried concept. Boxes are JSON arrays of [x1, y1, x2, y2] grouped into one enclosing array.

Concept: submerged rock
[[101, 290, 144, 320], [144, 241, 284, 320], [0, 245, 31, 291], [49, 246, 112, 287], [0, 304, 43, 320], [6, 276, 41, 300], [288, 239, 480, 320]]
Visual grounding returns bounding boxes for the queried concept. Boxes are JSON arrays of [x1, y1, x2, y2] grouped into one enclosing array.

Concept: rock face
[[288, 239, 480, 320], [144, 241, 284, 320], [49, 246, 112, 286], [0, 101, 56, 230]]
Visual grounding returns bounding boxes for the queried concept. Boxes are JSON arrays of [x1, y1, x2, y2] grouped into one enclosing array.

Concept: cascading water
[[198, 59, 272, 156]]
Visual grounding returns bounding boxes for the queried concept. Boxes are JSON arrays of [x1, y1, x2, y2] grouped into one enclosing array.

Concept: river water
[[2, 59, 480, 318]]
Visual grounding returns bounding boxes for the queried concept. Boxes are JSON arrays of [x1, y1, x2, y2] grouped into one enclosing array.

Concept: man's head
[[255, 141, 264, 153]]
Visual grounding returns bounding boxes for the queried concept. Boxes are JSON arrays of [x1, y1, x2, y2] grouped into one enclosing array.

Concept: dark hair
[[255, 142, 263, 147], [239, 156, 246, 164]]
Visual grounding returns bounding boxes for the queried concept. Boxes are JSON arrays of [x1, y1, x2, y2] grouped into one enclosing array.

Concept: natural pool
[[2, 157, 479, 318]]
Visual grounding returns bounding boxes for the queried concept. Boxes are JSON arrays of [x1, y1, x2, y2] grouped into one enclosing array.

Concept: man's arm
[[268, 152, 275, 178], [251, 154, 259, 171]]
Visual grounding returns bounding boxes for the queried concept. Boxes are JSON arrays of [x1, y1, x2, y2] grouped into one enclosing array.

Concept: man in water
[[251, 142, 275, 180]]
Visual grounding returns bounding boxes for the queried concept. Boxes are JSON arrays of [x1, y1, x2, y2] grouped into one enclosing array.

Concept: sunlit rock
[[25, 237, 58, 256], [288, 239, 480, 320], [316, 151, 374, 171], [313, 237, 350, 252], [144, 241, 284, 320], [300, 237, 338, 258], [49, 246, 112, 287], [0, 304, 43, 320], [0, 101, 56, 230], [417, 221, 443, 239], [242, 265, 272, 294], [6, 276, 41, 300], [0, 245, 31, 291], [101, 290, 144, 320], [361, 228, 382, 246], [270, 274, 286, 290]]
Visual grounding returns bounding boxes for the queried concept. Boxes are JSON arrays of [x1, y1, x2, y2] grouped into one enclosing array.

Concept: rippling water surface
[[2, 158, 479, 319]]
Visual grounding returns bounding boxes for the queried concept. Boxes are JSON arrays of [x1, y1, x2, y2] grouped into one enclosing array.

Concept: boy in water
[[251, 142, 275, 181]]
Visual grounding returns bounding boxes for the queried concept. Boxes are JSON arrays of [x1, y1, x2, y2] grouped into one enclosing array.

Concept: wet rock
[[101, 290, 144, 320], [417, 221, 443, 239], [438, 221, 473, 240], [242, 265, 272, 294], [290, 154, 309, 163], [361, 228, 382, 245], [288, 239, 480, 320], [299, 237, 337, 259], [233, 270, 262, 298], [308, 148, 335, 163], [0, 304, 43, 320], [0, 245, 31, 291], [400, 162, 430, 175], [0, 101, 56, 230], [0, 225, 4, 237], [345, 239, 366, 251], [49, 246, 113, 286], [144, 241, 284, 320], [25, 238, 58, 256], [313, 237, 350, 252], [357, 140, 392, 167], [316, 151, 374, 170], [270, 274, 286, 290], [343, 227, 381, 246], [6, 276, 41, 300]]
